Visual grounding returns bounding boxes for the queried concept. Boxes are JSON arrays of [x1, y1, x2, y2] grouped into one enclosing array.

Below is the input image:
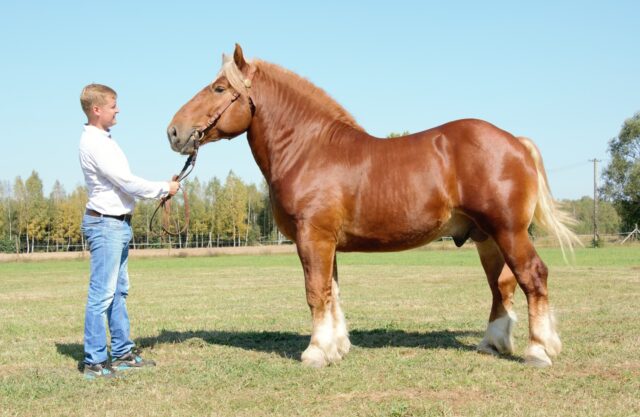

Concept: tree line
[[0, 171, 282, 253]]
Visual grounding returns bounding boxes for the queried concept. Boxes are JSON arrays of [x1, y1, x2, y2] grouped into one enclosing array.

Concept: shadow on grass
[[57, 328, 488, 364]]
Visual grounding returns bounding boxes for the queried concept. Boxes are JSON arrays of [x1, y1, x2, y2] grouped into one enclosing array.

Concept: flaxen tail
[[518, 137, 583, 263]]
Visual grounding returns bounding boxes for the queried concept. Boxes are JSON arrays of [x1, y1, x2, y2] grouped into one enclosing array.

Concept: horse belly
[[338, 215, 449, 252]]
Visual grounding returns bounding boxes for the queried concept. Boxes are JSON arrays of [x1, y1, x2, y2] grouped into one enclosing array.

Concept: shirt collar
[[84, 124, 112, 138]]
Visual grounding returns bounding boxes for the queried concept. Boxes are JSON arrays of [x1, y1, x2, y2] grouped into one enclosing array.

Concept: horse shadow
[[56, 328, 490, 365]]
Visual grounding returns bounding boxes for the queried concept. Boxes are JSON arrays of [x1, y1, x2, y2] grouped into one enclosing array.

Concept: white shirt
[[79, 125, 169, 215]]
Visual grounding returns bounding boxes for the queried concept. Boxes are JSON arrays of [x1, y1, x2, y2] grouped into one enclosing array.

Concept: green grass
[[0, 246, 638, 416]]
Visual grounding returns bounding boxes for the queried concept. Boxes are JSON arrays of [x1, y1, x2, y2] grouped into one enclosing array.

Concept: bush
[[0, 238, 15, 253]]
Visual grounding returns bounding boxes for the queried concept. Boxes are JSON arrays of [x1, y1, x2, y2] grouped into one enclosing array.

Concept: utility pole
[[589, 158, 601, 246]]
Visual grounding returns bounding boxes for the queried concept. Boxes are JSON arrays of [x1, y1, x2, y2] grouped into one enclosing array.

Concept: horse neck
[[246, 64, 365, 184]]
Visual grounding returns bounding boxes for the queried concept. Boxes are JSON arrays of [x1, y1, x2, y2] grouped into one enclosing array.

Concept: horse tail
[[518, 136, 582, 263]]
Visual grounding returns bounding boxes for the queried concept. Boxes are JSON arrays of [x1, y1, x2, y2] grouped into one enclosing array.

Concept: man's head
[[80, 84, 119, 130]]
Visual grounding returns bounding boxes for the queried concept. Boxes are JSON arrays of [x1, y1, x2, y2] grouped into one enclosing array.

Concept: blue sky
[[1, 1, 638, 200]]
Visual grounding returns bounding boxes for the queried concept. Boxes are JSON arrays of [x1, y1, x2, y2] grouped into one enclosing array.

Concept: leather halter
[[190, 90, 241, 148], [190, 63, 257, 149], [149, 66, 255, 237]]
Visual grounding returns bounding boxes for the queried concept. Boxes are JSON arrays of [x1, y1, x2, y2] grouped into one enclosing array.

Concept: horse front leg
[[331, 253, 351, 358], [296, 230, 349, 368]]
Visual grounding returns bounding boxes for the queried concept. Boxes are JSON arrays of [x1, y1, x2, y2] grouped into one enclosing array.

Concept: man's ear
[[233, 43, 247, 71]]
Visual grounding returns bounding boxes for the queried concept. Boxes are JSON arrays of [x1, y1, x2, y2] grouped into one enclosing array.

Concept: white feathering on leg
[[478, 310, 517, 355]]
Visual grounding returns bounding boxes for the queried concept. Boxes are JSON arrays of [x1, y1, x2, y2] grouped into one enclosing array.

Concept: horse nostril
[[167, 126, 178, 141]]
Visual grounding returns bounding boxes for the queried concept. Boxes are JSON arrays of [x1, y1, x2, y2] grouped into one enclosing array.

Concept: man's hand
[[168, 181, 180, 196]]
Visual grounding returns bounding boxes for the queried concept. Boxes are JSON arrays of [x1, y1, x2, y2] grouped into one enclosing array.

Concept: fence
[[2, 232, 637, 256]]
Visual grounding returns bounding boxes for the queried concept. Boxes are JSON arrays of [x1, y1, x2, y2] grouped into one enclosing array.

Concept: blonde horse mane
[[219, 55, 364, 131]]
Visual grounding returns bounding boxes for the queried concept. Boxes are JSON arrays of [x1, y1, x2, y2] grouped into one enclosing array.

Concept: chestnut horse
[[168, 44, 580, 368]]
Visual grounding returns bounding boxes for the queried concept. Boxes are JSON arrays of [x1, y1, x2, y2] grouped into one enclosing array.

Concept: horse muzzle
[[167, 125, 198, 155]]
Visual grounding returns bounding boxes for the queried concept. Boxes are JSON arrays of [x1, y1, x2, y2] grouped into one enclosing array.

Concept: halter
[[190, 62, 257, 150], [149, 66, 255, 237], [190, 90, 241, 149]]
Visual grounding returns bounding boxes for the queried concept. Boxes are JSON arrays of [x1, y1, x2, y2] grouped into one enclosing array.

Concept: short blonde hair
[[80, 84, 117, 117]]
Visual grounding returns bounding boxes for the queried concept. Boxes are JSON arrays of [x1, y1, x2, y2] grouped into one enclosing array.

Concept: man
[[79, 84, 179, 379]]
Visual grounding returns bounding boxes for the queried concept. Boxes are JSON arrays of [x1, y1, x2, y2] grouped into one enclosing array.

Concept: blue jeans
[[81, 214, 135, 365]]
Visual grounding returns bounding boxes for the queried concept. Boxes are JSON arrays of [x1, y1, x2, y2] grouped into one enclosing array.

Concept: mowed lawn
[[0, 246, 638, 417]]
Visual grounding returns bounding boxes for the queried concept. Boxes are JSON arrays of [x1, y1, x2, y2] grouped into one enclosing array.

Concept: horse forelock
[[251, 60, 364, 131], [219, 54, 252, 96]]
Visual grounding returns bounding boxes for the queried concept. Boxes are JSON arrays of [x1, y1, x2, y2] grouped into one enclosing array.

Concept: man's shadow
[[56, 328, 490, 365]]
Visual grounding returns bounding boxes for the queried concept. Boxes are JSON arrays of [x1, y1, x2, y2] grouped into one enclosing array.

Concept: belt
[[85, 209, 132, 222]]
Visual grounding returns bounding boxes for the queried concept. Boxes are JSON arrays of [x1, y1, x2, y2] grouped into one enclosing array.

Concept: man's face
[[93, 95, 119, 129]]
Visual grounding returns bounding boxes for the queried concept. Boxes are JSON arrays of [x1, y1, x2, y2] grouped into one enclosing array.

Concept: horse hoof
[[477, 340, 500, 356], [480, 313, 517, 356], [301, 345, 328, 368], [524, 344, 553, 368]]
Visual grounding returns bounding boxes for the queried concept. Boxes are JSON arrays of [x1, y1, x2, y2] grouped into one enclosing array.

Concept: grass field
[[0, 246, 638, 416]]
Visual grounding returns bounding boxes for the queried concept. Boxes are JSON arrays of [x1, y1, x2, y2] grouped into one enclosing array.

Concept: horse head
[[167, 44, 255, 155]]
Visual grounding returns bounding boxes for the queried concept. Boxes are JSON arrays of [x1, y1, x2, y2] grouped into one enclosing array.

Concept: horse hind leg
[[475, 238, 518, 356], [495, 230, 562, 367]]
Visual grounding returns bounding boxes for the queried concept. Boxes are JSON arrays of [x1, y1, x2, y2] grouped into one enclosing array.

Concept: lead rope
[[149, 141, 199, 236]]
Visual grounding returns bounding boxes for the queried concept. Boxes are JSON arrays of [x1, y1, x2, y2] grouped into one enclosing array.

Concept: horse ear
[[234, 43, 247, 71]]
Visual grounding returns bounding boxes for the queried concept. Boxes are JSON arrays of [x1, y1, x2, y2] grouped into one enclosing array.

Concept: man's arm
[[91, 144, 171, 199]]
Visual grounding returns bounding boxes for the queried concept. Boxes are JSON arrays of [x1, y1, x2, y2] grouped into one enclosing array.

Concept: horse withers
[[167, 44, 580, 368]]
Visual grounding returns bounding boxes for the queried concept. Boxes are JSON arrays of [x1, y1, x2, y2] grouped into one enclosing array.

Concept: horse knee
[[305, 291, 327, 311]]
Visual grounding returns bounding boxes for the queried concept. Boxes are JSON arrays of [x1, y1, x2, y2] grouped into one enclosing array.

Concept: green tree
[[67, 186, 87, 250], [13, 177, 28, 252], [256, 180, 276, 242], [185, 177, 207, 247], [25, 171, 48, 252], [386, 131, 411, 138], [0, 181, 15, 251], [245, 183, 266, 245], [205, 177, 222, 247], [564, 197, 621, 235], [132, 200, 153, 249], [600, 112, 640, 231], [48, 180, 67, 251], [218, 171, 248, 246]]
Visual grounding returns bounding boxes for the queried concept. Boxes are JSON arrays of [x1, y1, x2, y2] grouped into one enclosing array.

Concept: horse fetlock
[[545, 313, 562, 357], [532, 311, 562, 358], [537, 331, 562, 358]]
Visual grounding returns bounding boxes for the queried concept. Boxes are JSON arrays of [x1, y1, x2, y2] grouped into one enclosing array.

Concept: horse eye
[[213, 85, 225, 93]]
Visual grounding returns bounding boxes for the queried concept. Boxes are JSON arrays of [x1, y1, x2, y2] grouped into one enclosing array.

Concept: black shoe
[[112, 349, 156, 370], [83, 361, 117, 380]]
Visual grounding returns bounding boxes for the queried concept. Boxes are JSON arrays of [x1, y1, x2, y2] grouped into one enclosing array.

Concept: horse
[[167, 44, 580, 368]]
